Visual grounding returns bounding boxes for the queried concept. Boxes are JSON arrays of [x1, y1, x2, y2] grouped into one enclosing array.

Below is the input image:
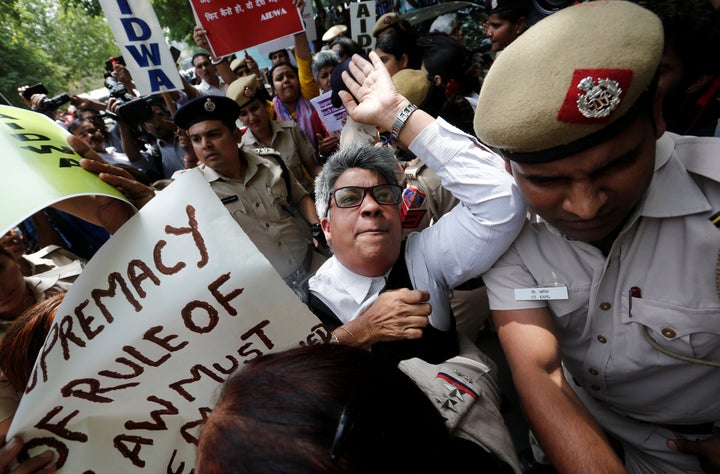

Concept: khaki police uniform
[[484, 133, 720, 472], [187, 148, 321, 286], [472, 2, 720, 471], [241, 120, 317, 193]]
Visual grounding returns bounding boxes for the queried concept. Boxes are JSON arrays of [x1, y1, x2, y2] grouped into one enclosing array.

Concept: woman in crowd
[[228, 75, 321, 193], [270, 23, 339, 162], [311, 50, 340, 95], [418, 34, 480, 132], [482, 0, 530, 53], [373, 17, 421, 76], [195, 344, 516, 473], [0, 247, 67, 435]]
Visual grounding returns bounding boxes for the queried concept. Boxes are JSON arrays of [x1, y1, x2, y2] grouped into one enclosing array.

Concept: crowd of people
[[3, 0, 720, 472]]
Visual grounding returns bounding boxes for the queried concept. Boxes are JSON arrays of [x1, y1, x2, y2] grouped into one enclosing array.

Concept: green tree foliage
[[0, 0, 119, 107], [152, 0, 197, 43]]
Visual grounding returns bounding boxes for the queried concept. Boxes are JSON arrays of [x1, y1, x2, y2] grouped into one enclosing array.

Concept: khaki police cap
[[392, 69, 431, 107], [372, 12, 400, 37], [474, 1, 663, 163], [173, 95, 240, 130], [227, 75, 259, 109], [229, 57, 247, 73], [322, 24, 348, 42]]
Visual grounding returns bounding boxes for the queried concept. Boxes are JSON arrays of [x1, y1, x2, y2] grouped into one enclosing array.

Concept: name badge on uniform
[[514, 286, 568, 301]]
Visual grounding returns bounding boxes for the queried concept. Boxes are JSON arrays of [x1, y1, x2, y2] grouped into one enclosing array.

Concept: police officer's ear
[[503, 157, 513, 176], [399, 53, 409, 70], [651, 88, 667, 139]]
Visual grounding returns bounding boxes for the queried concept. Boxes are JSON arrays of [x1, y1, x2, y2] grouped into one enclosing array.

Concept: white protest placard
[[100, 0, 183, 95], [7, 170, 328, 472], [350, 1, 376, 55], [310, 90, 347, 133]]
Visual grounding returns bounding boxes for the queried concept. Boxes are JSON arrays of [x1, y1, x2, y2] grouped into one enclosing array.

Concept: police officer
[[173, 96, 326, 295], [477, 2, 720, 472]]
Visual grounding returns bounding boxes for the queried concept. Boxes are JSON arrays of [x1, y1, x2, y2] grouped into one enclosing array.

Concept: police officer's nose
[[563, 180, 607, 219]]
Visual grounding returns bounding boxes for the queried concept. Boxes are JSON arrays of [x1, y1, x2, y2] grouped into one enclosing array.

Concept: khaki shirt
[[241, 120, 316, 193], [190, 149, 312, 279], [401, 159, 459, 240], [484, 133, 720, 426]]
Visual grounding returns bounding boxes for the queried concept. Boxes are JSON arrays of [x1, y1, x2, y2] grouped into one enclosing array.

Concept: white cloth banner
[[7, 170, 327, 472], [99, 0, 183, 95]]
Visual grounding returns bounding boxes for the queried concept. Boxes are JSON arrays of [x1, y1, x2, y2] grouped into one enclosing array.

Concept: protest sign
[[256, 0, 315, 61], [0, 105, 129, 238], [351, 1, 376, 55], [310, 91, 347, 133], [190, 0, 305, 57], [7, 170, 328, 472], [100, 0, 183, 95]]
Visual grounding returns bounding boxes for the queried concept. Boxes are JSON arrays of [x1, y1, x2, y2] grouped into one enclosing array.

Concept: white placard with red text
[[7, 169, 327, 472]]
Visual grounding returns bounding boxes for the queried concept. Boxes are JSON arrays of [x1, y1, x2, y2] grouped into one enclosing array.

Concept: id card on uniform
[[514, 286, 569, 301]]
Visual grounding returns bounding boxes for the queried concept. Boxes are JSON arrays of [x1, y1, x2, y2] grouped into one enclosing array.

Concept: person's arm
[[292, 0, 320, 100], [193, 26, 239, 88], [340, 52, 435, 146], [493, 307, 626, 473], [105, 97, 143, 163], [53, 135, 155, 234], [332, 289, 432, 348]]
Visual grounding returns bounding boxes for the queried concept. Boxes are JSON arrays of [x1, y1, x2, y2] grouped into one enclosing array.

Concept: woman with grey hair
[[311, 50, 341, 94]]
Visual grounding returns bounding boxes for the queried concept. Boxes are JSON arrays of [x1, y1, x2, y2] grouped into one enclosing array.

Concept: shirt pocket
[[621, 297, 720, 367]]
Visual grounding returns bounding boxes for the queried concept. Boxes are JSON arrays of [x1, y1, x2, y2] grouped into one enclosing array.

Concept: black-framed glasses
[[330, 185, 403, 209]]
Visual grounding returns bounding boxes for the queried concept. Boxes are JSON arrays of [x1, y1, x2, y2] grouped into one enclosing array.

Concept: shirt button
[[255, 202, 260, 207], [597, 335, 607, 344], [589, 368, 598, 375], [661, 328, 677, 339], [265, 222, 270, 228], [599, 302, 611, 311], [590, 385, 600, 391]]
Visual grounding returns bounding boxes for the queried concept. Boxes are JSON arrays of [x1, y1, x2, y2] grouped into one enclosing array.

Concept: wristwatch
[[391, 103, 418, 140]]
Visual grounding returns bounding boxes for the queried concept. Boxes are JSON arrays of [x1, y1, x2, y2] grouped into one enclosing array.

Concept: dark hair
[[269, 61, 300, 86], [0, 293, 63, 392], [67, 118, 86, 135], [329, 37, 363, 61], [268, 48, 290, 61], [418, 35, 478, 95], [192, 52, 211, 66], [196, 344, 451, 473], [374, 24, 421, 70]]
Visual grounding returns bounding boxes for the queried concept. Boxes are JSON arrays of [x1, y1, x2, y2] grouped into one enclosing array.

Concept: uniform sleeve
[[482, 236, 548, 311], [406, 119, 527, 289]]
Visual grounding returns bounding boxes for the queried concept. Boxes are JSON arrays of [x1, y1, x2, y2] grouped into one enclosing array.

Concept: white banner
[[7, 170, 328, 472], [99, 0, 183, 95], [350, 1, 376, 55]]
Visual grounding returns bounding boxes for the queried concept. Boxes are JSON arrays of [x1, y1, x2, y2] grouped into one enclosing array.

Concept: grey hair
[[315, 144, 401, 218], [311, 50, 341, 82]]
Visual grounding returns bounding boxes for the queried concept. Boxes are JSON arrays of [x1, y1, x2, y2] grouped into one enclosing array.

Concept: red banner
[[190, 0, 305, 57]]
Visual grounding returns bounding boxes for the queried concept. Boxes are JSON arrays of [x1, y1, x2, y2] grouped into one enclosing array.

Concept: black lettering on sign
[[17, 437, 69, 469], [61, 377, 139, 403], [125, 396, 178, 431], [35, 405, 88, 442], [113, 433, 153, 468], [165, 205, 208, 268]]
